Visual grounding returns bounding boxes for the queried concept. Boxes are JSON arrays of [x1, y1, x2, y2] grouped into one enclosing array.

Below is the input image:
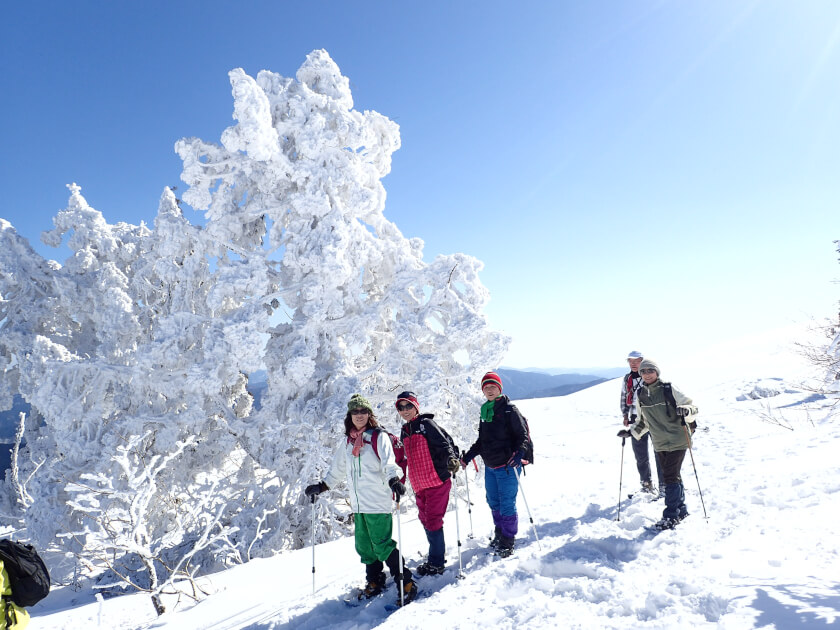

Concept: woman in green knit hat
[[305, 394, 417, 606]]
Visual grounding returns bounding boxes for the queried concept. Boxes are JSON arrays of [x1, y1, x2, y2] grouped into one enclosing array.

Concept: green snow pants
[[355, 513, 397, 564]]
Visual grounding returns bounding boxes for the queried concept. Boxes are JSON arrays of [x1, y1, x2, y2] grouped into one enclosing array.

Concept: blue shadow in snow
[[752, 586, 840, 628], [778, 393, 827, 409]]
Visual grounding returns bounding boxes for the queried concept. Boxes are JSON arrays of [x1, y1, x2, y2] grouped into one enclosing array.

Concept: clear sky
[[2, 1, 839, 369]]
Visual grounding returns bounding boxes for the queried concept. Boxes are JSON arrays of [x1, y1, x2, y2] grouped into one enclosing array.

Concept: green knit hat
[[347, 394, 373, 413]]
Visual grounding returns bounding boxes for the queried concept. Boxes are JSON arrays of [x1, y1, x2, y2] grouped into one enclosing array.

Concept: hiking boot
[[416, 561, 445, 576], [641, 481, 656, 494], [496, 535, 515, 558], [394, 578, 418, 606], [489, 526, 502, 550], [658, 487, 667, 500], [360, 570, 387, 599]]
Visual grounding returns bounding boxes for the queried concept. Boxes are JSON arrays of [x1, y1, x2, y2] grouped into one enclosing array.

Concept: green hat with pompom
[[347, 394, 373, 413]]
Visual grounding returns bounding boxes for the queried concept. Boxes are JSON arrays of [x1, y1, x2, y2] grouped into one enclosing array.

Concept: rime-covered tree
[[0, 50, 507, 606], [0, 187, 268, 612], [175, 50, 508, 548]]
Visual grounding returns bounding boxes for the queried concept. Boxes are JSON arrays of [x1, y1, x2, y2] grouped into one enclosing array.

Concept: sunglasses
[[639, 368, 657, 375], [397, 403, 414, 411], [350, 409, 369, 415]]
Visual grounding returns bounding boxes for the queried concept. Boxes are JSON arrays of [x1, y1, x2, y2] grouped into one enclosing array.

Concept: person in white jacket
[[305, 394, 417, 604]]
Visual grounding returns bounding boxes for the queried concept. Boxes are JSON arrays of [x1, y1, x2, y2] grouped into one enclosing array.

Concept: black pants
[[656, 449, 688, 520], [631, 432, 665, 486], [367, 548, 413, 585]]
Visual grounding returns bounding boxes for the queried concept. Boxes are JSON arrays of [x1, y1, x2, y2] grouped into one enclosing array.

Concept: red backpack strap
[[370, 428, 381, 460]]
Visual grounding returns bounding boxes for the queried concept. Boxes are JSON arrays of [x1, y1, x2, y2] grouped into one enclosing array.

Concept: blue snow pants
[[484, 465, 520, 539]]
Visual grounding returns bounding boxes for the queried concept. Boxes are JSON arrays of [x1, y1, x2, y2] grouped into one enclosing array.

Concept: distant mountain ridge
[[243, 367, 626, 408], [497, 367, 622, 400], [512, 366, 627, 379]]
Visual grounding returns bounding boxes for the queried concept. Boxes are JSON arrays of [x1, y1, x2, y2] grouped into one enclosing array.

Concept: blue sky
[[2, 1, 839, 369]]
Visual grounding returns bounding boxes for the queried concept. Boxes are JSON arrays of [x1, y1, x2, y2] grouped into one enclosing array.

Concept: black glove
[[617, 429, 632, 439], [506, 450, 523, 468], [676, 406, 692, 417], [388, 477, 406, 497], [304, 481, 328, 498]]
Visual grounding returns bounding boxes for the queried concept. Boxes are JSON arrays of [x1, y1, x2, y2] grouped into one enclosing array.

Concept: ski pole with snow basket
[[464, 467, 474, 539], [616, 436, 626, 521], [683, 423, 708, 519], [451, 480, 465, 579], [513, 467, 541, 551], [310, 495, 316, 595], [395, 495, 405, 608]]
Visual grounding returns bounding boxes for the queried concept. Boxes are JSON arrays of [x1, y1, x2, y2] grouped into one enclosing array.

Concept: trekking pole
[[463, 467, 475, 539], [512, 467, 541, 551], [451, 479, 465, 580], [310, 495, 316, 595], [616, 437, 626, 521], [683, 423, 708, 519], [395, 494, 405, 608]]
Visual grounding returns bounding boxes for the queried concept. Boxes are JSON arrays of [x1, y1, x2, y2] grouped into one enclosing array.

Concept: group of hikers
[[304, 371, 531, 606], [304, 357, 698, 607]]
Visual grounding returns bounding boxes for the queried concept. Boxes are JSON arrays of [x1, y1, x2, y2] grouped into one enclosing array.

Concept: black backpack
[[506, 404, 534, 465], [0, 540, 51, 607]]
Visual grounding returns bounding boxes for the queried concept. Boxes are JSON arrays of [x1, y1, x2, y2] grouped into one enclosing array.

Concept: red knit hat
[[395, 391, 420, 412], [481, 371, 503, 392]]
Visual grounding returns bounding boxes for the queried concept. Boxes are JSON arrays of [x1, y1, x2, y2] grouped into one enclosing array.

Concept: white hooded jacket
[[324, 428, 400, 514]]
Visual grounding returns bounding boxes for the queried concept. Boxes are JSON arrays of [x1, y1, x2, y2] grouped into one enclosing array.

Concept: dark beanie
[[481, 371, 503, 391]]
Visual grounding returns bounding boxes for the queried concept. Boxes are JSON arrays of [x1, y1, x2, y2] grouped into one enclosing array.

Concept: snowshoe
[[653, 518, 677, 530], [416, 561, 445, 576]]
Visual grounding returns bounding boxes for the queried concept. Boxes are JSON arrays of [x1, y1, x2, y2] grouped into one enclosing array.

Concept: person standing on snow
[[629, 359, 699, 530], [395, 391, 461, 576], [460, 372, 532, 558], [618, 350, 665, 496], [305, 394, 417, 605]]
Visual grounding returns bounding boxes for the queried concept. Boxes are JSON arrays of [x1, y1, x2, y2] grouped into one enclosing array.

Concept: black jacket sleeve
[[423, 419, 458, 481]]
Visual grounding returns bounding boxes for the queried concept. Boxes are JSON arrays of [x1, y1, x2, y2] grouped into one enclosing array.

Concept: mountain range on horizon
[[502, 366, 626, 379], [495, 367, 622, 400]]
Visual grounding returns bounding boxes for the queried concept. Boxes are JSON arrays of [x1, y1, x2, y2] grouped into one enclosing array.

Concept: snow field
[[32, 348, 840, 629]]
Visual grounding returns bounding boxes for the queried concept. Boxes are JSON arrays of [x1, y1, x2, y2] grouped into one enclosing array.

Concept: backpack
[[0, 539, 50, 607], [370, 429, 407, 483], [521, 414, 535, 465], [662, 382, 697, 433], [506, 404, 534, 465]]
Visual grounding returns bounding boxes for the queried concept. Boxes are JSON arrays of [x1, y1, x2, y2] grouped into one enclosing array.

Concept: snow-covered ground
[[29, 328, 840, 629]]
